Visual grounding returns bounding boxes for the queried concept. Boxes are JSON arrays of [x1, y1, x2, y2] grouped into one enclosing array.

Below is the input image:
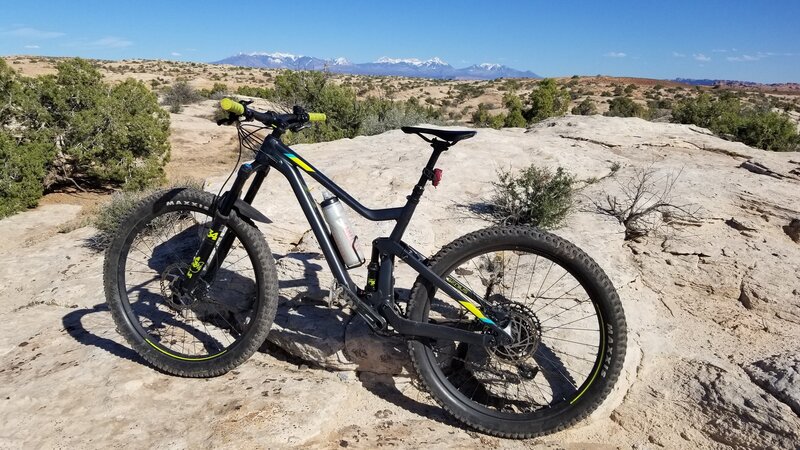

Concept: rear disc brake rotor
[[489, 302, 542, 363]]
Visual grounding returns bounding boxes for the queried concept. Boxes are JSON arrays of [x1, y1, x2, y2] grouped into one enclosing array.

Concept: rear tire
[[103, 188, 278, 377], [407, 226, 626, 438]]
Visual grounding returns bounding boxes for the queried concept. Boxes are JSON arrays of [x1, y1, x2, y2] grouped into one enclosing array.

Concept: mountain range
[[211, 52, 540, 80]]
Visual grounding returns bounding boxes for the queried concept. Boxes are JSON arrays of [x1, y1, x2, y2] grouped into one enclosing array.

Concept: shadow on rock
[[358, 372, 461, 428], [61, 303, 146, 366]]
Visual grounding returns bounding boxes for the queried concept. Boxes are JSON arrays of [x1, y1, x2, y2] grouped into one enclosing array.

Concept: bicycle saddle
[[401, 126, 476, 145]]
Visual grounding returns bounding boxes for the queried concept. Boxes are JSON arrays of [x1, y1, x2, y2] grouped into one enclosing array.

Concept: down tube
[[279, 162, 357, 292]]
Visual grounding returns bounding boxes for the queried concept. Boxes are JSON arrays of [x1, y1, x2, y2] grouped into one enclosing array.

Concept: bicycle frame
[[190, 130, 511, 347]]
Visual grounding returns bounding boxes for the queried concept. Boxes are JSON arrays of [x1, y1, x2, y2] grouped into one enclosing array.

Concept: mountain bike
[[103, 98, 627, 438]]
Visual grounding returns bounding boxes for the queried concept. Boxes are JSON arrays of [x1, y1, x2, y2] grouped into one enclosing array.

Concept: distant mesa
[[211, 52, 540, 80], [673, 77, 800, 90]]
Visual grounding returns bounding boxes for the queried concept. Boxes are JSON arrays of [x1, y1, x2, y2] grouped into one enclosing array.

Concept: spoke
[[533, 283, 585, 316], [535, 261, 554, 299], [534, 353, 584, 386], [544, 335, 600, 348], [524, 254, 539, 303], [537, 296, 591, 326], [550, 349, 598, 364], [541, 313, 599, 332], [536, 271, 570, 302], [509, 252, 521, 300]]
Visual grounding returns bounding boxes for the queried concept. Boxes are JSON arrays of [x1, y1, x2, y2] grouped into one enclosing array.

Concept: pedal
[[326, 280, 346, 307]]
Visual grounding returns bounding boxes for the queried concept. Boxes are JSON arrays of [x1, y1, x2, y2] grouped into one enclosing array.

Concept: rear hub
[[489, 302, 542, 363]]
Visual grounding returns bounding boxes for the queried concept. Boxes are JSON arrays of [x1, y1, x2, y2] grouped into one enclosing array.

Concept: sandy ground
[[1, 109, 799, 448]]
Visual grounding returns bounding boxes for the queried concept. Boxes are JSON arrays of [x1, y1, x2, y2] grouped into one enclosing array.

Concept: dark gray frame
[[199, 132, 510, 346]]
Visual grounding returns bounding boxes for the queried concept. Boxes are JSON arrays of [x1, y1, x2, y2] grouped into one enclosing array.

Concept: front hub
[[160, 263, 198, 311]]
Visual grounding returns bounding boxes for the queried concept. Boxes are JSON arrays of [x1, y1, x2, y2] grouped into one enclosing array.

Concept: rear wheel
[[407, 226, 626, 438], [103, 188, 278, 377]]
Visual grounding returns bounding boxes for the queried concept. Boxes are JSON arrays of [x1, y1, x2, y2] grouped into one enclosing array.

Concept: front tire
[[103, 188, 278, 377], [407, 226, 627, 438]]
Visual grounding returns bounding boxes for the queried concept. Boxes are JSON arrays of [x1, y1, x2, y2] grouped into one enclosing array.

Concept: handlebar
[[218, 98, 326, 129], [219, 98, 245, 116]]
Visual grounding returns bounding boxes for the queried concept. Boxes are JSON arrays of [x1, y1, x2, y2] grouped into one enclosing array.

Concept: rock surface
[[784, 218, 800, 242], [2, 113, 800, 447], [745, 353, 800, 417]]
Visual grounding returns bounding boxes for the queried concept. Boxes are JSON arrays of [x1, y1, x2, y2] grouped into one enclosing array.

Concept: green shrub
[[504, 109, 526, 128], [359, 98, 440, 136], [0, 58, 171, 218], [209, 82, 229, 98], [605, 96, 648, 118], [236, 85, 275, 99], [162, 80, 201, 112], [525, 79, 570, 122], [671, 93, 800, 151], [736, 110, 800, 151], [0, 132, 52, 218], [31, 63, 170, 190], [489, 165, 575, 228], [472, 103, 492, 127], [503, 92, 527, 127], [471, 103, 504, 129], [671, 93, 738, 134], [489, 113, 507, 129], [571, 98, 598, 115]]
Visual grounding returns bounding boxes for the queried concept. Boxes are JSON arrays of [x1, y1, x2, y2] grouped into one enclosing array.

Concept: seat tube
[[389, 147, 444, 241]]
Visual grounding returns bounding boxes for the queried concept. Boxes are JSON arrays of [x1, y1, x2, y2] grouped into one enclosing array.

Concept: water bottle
[[320, 191, 365, 268]]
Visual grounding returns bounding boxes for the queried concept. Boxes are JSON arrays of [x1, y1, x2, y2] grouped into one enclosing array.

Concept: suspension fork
[[182, 161, 268, 291]]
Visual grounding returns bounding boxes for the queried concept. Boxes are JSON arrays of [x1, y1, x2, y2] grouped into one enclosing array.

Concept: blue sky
[[2, 0, 798, 83]]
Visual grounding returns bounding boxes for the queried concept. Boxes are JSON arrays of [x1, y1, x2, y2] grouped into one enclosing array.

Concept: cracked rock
[[744, 353, 800, 417], [784, 218, 800, 243], [738, 275, 767, 310]]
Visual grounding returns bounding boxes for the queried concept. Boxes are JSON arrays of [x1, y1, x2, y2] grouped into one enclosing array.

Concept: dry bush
[[592, 166, 700, 240], [90, 178, 205, 249]]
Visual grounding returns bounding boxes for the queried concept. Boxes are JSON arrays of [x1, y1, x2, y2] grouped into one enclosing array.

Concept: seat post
[[389, 143, 448, 241]]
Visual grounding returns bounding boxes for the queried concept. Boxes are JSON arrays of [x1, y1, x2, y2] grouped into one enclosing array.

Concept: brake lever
[[290, 123, 311, 132]]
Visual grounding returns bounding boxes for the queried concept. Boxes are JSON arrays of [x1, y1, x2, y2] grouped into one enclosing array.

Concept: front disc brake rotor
[[160, 262, 196, 311]]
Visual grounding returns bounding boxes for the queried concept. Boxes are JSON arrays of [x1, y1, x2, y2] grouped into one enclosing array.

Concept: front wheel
[[103, 188, 279, 377], [407, 226, 627, 438]]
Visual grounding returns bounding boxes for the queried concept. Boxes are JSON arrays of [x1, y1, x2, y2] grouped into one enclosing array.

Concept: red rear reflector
[[433, 168, 443, 187]]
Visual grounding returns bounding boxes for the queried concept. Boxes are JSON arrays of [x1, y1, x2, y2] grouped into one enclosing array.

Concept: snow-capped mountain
[[212, 52, 342, 71], [211, 52, 539, 80], [457, 63, 540, 80], [340, 56, 455, 78]]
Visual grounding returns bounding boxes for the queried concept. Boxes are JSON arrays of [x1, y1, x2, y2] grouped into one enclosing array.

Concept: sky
[[1, 0, 799, 83]]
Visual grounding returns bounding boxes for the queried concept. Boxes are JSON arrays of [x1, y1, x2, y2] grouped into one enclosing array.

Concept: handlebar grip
[[220, 98, 245, 116], [308, 113, 327, 122]]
